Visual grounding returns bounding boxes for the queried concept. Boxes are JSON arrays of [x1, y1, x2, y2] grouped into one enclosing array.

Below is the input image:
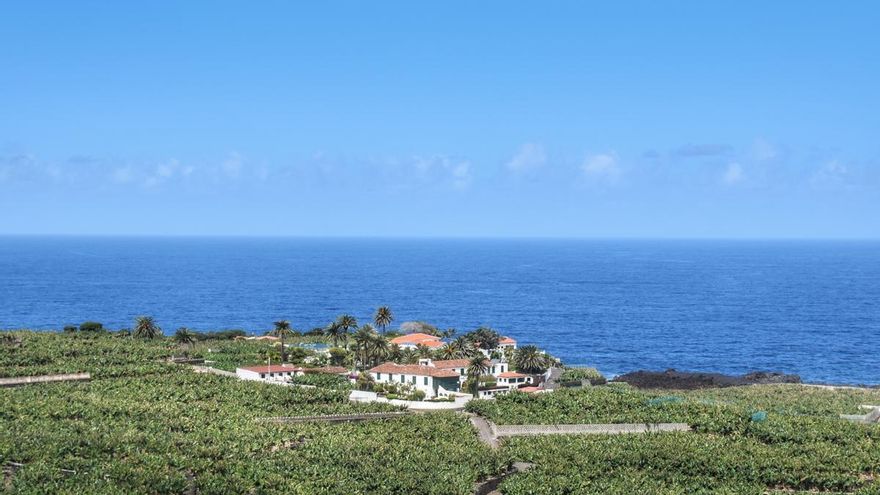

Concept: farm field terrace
[[2, 331, 879, 494], [473, 386, 880, 495]]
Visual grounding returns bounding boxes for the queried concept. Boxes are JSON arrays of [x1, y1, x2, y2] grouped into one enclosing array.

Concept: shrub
[[291, 373, 351, 390], [63, 325, 78, 333], [407, 390, 426, 401], [559, 367, 607, 385], [79, 321, 105, 333]]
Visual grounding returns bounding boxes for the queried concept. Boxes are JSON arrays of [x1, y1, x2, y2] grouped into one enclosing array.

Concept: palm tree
[[353, 324, 377, 370], [437, 345, 458, 360], [271, 320, 293, 363], [133, 316, 162, 339], [370, 333, 389, 367], [399, 348, 418, 364], [335, 314, 358, 345], [325, 322, 345, 347], [448, 336, 476, 359], [441, 328, 456, 339], [415, 343, 435, 359], [514, 345, 548, 374], [373, 306, 394, 334], [173, 327, 196, 351], [469, 326, 501, 351], [466, 356, 489, 397]]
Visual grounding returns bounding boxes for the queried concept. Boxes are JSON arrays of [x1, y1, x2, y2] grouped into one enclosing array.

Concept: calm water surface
[[1, 237, 877, 384]]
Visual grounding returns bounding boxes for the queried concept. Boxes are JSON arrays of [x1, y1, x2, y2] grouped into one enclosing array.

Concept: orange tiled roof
[[418, 340, 445, 348], [499, 336, 517, 344], [498, 371, 528, 378], [389, 333, 441, 345], [369, 362, 459, 378]]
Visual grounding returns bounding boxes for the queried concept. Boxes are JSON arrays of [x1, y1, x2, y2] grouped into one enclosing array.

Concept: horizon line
[[0, 233, 878, 242]]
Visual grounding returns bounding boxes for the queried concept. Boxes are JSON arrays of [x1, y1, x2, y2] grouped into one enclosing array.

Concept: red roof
[[369, 362, 459, 378], [499, 336, 516, 345], [238, 365, 302, 374], [498, 371, 528, 378], [432, 358, 489, 369], [389, 333, 441, 345], [419, 340, 445, 348]]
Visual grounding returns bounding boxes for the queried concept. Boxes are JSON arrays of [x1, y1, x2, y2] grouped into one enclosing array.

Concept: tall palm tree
[[514, 345, 548, 374], [415, 343, 434, 359], [133, 316, 162, 339], [335, 314, 358, 346], [441, 328, 456, 339], [353, 324, 376, 370], [373, 306, 394, 334], [400, 348, 418, 364], [448, 336, 476, 359], [325, 321, 344, 347], [466, 356, 489, 397], [370, 333, 389, 367], [469, 326, 501, 351], [437, 345, 458, 360], [173, 327, 196, 351], [271, 320, 293, 363]]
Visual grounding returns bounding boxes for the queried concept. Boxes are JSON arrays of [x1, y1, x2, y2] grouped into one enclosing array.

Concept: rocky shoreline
[[611, 369, 802, 390]]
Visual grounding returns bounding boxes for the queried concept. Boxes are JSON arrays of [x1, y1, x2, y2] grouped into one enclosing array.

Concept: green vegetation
[[289, 372, 352, 390], [3, 330, 879, 494], [0, 331, 497, 494], [558, 367, 607, 385], [465, 385, 880, 494]]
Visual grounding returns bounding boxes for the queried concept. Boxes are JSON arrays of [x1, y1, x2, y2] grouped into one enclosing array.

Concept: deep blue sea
[[1, 237, 878, 385]]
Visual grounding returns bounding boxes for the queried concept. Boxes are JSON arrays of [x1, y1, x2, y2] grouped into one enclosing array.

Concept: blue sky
[[1, 1, 878, 237]]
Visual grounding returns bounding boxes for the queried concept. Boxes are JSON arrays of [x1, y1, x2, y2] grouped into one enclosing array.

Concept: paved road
[[468, 414, 499, 449]]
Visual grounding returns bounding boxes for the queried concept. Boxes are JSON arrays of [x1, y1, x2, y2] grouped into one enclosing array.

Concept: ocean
[[1, 237, 877, 385]]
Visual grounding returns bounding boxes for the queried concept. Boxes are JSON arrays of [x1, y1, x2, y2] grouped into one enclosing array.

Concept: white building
[[368, 361, 461, 399], [235, 364, 303, 382], [430, 358, 510, 383], [497, 371, 532, 389]]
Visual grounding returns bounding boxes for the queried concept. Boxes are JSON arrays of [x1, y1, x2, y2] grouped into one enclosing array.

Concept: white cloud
[[581, 152, 620, 182], [506, 143, 546, 172], [722, 162, 745, 185], [411, 155, 472, 190], [222, 152, 243, 178], [751, 138, 778, 162], [811, 160, 848, 189], [112, 166, 134, 184]]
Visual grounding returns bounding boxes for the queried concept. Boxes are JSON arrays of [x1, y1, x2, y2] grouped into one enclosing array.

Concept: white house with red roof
[[388, 332, 445, 350], [498, 336, 517, 350], [497, 371, 532, 389], [235, 364, 303, 382], [430, 358, 511, 383], [368, 359, 462, 398]]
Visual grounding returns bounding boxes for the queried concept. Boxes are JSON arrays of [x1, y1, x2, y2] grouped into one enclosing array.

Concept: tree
[[466, 356, 489, 397], [353, 324, 377, 370], [133, 316, 162, 339], [325, 322, 345, 347], [415, 343, 434, 359], [468, 327, 501, 351], [370, 334, 389, 367], [441, 328, 456, 339], [173, 327, 196, 351], [373, 306, 394, 334], [447, 336, 477, 359], [514, 344, 549, 374], [271, 320, 293, 363], [334, 314, 358, 346]]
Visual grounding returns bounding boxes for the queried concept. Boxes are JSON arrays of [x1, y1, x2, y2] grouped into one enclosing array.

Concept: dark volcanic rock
[[612, 369, 801, 390]]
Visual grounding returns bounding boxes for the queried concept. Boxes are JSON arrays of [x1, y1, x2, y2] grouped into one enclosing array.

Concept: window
[[377, 373, 382, 380], [424, 377, 428, 385], [491, 366, 496, 374], [260, 374, 265, 379], [400, 374, 405, 383], [411, 376, 416, 384], [460, 369, 464, 375]]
